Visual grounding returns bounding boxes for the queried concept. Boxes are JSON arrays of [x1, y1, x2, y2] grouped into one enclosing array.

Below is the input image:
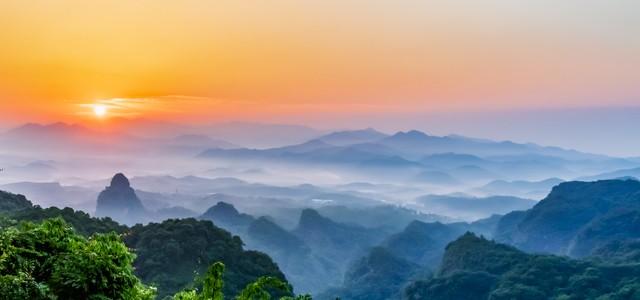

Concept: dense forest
[[405, 233, 640, 299], [0, 191, 309, 299]]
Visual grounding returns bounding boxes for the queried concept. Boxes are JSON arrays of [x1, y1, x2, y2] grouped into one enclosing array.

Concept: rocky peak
[[110, 173, 131, 189], [95, 173, 146, 225]]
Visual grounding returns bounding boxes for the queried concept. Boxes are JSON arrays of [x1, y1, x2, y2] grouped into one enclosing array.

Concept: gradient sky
[[0, 1, 639, 134]]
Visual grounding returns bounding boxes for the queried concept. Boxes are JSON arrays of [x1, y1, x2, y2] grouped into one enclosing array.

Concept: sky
[[0, 1, 639, 154]]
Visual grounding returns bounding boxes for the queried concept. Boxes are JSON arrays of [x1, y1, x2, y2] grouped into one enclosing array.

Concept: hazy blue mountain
[[474, 177, 564, 198], [420, 152, 490, 168], [314, 128, 388, 146], [578, 167, 640, 181], [492, 210, 528, 244], [322, 215, 507, 300], [417, 194, 535, 220], [95, 173, 148, 225], [199, 141, 418, 175], [421, 153, 570, 184], [200, 201, 255, 235], [373, 216, 501, 269], [0, 181, 98, 211], [498, 179, 640, 256], [245, 217, 331, 294], [315, 205, 449, 232], [318, 247, 421, 300], [247, 216, 309, 256], [293, 209, 383, 251], [292, 209, 385, 282], [381, 221, 465, 268], [569, 209, 640, 257], [378, 130, 602, 160], [275, 139, 336, 154], [0, 160, 59, 182], [196, 128, 633, 186]]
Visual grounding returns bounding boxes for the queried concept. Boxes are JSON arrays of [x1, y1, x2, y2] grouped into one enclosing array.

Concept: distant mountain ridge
[[200, 129, 610, 162], [198, 128, 636, 185], [314, 128, 389, 146], [0, 122, 240, 155]]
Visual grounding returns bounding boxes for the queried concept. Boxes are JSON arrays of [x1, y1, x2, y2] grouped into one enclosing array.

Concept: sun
[[93, 104, 108, 117]]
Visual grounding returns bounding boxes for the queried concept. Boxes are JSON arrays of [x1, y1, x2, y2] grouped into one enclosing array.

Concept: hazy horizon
[[2, 105, 639, 157]]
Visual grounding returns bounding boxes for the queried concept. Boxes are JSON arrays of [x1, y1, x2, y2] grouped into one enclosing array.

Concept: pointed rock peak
[[110, 173, 131, 188]]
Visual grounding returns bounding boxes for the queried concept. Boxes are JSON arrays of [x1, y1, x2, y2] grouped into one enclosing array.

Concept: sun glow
[[93, 104, 107, 117]]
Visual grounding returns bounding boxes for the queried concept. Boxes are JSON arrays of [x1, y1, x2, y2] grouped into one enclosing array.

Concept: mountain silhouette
[[95, 173, 147, 225]]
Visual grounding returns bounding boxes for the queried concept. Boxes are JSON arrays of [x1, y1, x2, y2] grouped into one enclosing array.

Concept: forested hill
[[0, 190, 125, 235], [0, 190, 292, 299], [496, 179, 640, 257], [125, 218, 287, 298], [405, 233, 640, 299]]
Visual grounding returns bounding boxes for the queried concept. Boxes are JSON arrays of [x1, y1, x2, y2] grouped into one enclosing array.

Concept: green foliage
[[172, 262, 225, 300], [10, 206, 126, 236], [439, 232, 527, 276], [381, 221, 463, 267], [590, 239, 640, 264], [124, 218, 288, 298], [172, 262, 311, 300], [203, 262, 225, 300], [0, 217, 155, 299], [235, 276, 291, 300], [406, 233, 640, 300], [0, 191, 32, 214], [0, 190, 124, 237], [404, 271, 497, 300]]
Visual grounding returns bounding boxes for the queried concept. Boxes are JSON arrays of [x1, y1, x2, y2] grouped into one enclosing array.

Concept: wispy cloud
[[75, 95, 228, 117]]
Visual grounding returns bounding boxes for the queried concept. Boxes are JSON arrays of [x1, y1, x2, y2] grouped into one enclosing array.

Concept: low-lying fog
[[2, 121, 639, 224]]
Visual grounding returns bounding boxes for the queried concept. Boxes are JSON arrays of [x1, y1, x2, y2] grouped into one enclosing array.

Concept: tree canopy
[[0, 218, 155, 299]]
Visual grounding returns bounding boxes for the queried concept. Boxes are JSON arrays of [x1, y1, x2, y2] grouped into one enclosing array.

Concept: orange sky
[[0, 0, 638, 125]]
